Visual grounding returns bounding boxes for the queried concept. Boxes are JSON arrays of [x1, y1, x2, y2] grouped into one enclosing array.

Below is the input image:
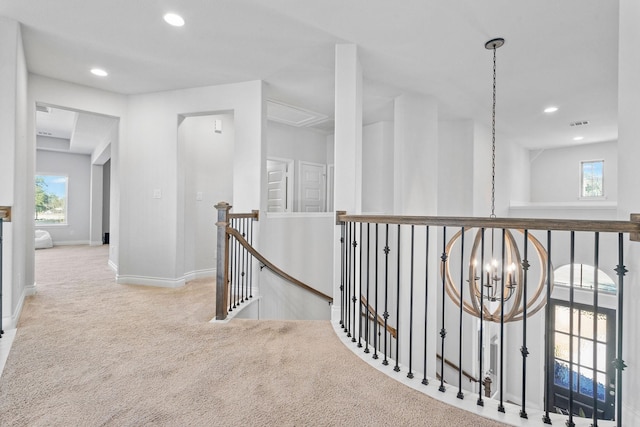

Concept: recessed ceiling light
[[573, 136, 584, 141], [163, 13, 185, 27], [90, 68, 108, 77], [544, 106, 558, 113]]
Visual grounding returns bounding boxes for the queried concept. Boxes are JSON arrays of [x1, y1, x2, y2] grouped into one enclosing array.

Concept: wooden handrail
[[360, 295, 397, 339], [337, 213, 640, 238], [436, 353, 478, 384], [226, 227, 333, 304], [229, 210, 259, 221]]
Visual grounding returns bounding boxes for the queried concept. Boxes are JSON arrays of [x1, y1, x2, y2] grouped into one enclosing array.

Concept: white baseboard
[[2, 281, 36, 330], [184, 268, 215, 282], [89, 240, 104, 246], [116, 275, 185, 288], [108, 259, 118, 273], [53, 240, 90, 246]]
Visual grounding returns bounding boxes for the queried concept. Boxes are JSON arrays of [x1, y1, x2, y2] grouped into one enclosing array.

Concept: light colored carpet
[[0, 245, 506, 426]]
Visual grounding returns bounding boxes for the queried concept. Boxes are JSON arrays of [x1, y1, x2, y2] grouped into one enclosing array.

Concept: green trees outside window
[[35, 175, 68, 224]]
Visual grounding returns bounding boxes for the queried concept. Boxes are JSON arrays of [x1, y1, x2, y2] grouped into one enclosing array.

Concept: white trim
[[116, 275, 185, 288], [210, 295, 261, 323], [89, 240, 104, 246], [266, 212, 333, 219], [51, 240, 91, 246], [183, 268, 216, 282], [107, 259, 118, 273], [509, 201, 617, 210], [0, 328, 17, 378]]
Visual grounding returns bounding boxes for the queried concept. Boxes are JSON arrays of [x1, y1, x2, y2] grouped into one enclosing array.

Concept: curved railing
[[337, 212, 640, 426]]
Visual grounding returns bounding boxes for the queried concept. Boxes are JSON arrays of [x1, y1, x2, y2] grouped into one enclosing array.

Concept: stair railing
[[338, 212, 640, 427], [215, 202, 332, 321]]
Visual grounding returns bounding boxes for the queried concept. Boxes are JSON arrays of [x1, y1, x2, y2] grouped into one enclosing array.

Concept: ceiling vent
[[569, 120, 589, 127], [267, 100, 328, 127]]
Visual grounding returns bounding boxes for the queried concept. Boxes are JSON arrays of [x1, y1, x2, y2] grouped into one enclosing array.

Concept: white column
[[393, 94, 438, 215], [334, 44, 363, 215], [332, 44, 363, 320], [617, 0, 640, 424]]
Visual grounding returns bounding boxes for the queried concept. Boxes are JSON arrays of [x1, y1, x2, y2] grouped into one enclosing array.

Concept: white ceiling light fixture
[[163, 13, 185, 27], [90, 68, 108, 77], [573, 136, 584, 141], [543, 106, 558, 113]]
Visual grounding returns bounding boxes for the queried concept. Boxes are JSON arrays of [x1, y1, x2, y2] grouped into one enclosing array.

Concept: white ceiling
[[2, 0, 619, 150]]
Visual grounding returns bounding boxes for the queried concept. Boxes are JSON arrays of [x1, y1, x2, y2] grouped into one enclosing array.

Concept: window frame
[[579, 159, 605, 200], [34, 174, 69, 226]]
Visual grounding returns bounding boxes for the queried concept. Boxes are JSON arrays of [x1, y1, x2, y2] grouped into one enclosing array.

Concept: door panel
[[266, 159, 290, 212], [298, 161, 326, 212]]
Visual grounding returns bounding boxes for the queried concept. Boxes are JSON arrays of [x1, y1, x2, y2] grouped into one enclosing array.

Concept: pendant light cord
[[490, 44, 497, 219]]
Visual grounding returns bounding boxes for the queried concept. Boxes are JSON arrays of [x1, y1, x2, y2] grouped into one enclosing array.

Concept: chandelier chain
[[491, 44, 497, 219]]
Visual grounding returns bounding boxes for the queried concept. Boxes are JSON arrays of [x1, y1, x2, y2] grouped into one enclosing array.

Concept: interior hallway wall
[[179, 114, 234, 279]]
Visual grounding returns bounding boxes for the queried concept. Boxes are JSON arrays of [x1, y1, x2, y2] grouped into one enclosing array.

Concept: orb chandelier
[[442, 38, 552, 323]]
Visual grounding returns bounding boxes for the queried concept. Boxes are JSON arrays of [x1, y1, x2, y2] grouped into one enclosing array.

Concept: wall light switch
[[153, 189, 162, 199], [196, 191, 203, 201]]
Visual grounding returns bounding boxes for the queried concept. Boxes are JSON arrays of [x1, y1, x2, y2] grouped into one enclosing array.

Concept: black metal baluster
[[592, 232, 600, 427], [383, 224, 390, 366], [498, 228, 506, 413], [394, 224, 401, 372], [373, 224, 379, 360], [407, 225, 415, 379], [542, 230, 552, 425], [457, 227, 465, 400], [439, 226, 447, 393], [248, 216, 253, 298], [365, 223, 371, 354], [352, 223, 358, 343], [243, 218, 249, 300], [422, 226, 430, 386], [520, 229, 529, 419], [614, 233, 627, 427], [235, 219, 240, 308], [240, 218, 245, 303], [567, 231, 575, 427], [478, 228, 485, 407], [340, 223, 345, 328], [346, 222, 352, 337], [358, 222, 363, 348]]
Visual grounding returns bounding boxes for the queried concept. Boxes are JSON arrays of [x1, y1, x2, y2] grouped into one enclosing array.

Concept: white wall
[[179, 114, 234, 279], [618, 0, 640, 424], [258, 213, 334, 320], [36, 150, 91, 244], [438, 120, 474, 216], [1, 18, 29, 330], [122, 81, 263, 287], [362, 121, 393, 214], [530, 141, 617, 203]]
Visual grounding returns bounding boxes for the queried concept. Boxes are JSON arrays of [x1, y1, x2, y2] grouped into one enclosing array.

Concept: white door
[[266, 159, 292, 212], [298, 161, 326, 212]]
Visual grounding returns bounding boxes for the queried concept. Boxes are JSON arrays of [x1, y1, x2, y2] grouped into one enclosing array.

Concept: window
[[35, 175, 68, 225], [580, 160, 604, 198]]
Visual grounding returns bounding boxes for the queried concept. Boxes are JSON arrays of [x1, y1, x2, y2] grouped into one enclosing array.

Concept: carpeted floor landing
[[0, 245, 506, 426]]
